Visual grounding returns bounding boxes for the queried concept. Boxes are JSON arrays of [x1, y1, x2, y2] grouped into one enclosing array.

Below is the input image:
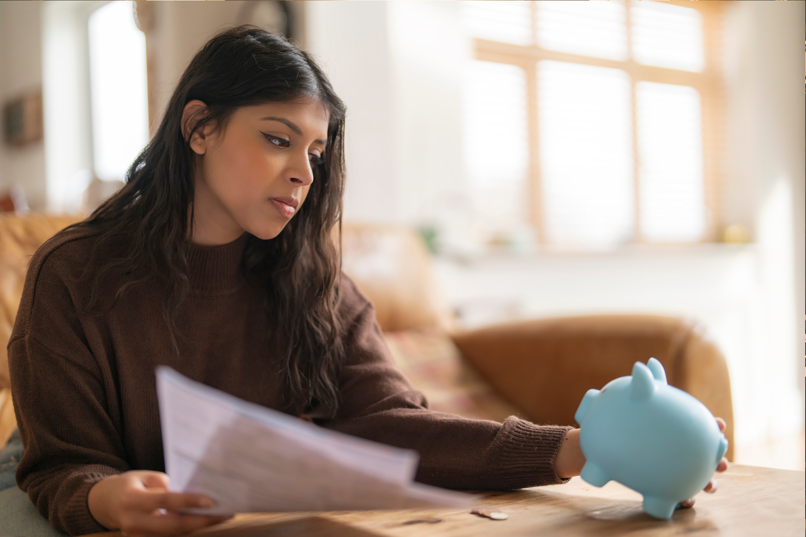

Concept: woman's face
[[185, 98, 330, 245]]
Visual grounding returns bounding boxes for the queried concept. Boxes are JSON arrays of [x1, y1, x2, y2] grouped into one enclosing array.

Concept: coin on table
[[471, 508, 509, 520]]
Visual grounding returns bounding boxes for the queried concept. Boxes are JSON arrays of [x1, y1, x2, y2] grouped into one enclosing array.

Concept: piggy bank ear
[[647, 357, 668, 385], [631, 361, 656, 401]]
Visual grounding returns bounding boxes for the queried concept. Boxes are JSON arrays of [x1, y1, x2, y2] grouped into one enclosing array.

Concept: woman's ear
[[182, 100, 211, 155]]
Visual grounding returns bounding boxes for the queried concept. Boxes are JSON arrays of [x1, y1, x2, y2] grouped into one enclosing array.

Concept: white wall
[[305, 2, 477, 250], [721, 0, 804, 448], [387, 2, 470, 246], [725, 2, 806, 388], [147, 1, 245, 130], [0, 2, 46, 210], [304, 2, 401, 225]]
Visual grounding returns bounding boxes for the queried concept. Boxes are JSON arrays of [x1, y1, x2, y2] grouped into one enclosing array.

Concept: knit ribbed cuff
[[58, 465, 121, 536], [483, 417, 573, 490]]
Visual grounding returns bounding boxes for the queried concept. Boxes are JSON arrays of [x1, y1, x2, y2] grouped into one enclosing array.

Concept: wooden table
[[87, 464, 804, 537]]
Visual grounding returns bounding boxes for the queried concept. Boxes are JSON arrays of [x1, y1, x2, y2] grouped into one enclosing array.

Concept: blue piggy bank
[[574, 357, 728, 520]]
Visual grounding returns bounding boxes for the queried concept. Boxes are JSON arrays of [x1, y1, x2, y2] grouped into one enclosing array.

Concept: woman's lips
[[270, 198, 296, 219]]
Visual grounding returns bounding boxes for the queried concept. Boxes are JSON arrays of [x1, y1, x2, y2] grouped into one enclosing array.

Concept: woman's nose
[[288, 152, 315, 186]]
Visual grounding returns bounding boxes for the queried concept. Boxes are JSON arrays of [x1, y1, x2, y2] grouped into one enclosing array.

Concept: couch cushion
[[382, 330, 524, 423], [339, 223, 456, 334]]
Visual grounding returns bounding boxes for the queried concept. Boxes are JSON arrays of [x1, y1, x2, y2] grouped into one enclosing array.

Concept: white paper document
[[156, 366, 478, 515]]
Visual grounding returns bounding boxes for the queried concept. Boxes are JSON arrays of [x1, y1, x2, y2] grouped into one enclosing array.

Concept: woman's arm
[[9, 334, 129, 535], [8, 236, 228, 536], [321, 275, 573, 490], [323, 275, 728, 494], [10, 332, 233, 536]]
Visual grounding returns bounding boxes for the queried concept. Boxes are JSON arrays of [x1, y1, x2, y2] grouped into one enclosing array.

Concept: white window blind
[[536, 2, 628, 61], [461, 60, 530, 236], [631, 1, 705, 72], [460, 1, 532, 47], [539, 61, 634, 247], [637, 82, 705, 241]]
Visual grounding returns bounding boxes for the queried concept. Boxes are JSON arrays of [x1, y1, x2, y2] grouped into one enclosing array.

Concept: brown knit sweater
[[8, 228, 571, 536]]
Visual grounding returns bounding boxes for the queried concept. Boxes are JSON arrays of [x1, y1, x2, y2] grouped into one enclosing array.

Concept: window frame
[[469, 0, 726, 245]]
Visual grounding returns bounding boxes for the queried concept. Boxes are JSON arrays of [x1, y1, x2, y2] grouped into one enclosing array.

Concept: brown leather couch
[[0, 213, 734, 460]]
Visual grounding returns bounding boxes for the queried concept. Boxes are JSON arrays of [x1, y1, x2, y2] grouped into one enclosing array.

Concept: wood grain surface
[[84, 464, 804, 537]]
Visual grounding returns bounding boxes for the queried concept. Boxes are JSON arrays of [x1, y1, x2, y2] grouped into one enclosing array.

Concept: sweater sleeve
[[8, 241, 130, 536], [322, 275, 572, 490]]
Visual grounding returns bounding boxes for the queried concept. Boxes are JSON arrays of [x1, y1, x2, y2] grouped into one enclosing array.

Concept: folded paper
[[156, 366, 477, 515]]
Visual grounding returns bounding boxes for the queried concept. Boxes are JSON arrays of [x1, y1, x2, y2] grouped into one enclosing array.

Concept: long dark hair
[[66, 26, 348, 417]]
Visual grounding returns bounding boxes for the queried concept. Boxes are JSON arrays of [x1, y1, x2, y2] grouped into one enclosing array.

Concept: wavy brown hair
[[65, 26, 347, 417]]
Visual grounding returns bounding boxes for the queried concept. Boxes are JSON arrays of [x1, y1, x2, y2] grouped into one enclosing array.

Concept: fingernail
[[198, 498, 213, 508]]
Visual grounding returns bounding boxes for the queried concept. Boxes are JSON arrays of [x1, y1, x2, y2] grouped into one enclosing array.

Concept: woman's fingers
[[704, 479, 718, 493], [680, 420, 727, 510], [134, 489, 215, 514], [121, 485, 227, 535], [139, 472, 171, 490], [714, 418, 728, 473], [120, 510, 232, 536]]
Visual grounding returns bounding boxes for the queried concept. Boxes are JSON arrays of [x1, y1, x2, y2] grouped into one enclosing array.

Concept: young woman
[[2, 26, 727, 537]]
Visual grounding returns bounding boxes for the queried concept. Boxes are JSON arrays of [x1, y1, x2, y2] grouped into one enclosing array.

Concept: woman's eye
[[262, 133, 290, 148], [262, 133, 324, 167]]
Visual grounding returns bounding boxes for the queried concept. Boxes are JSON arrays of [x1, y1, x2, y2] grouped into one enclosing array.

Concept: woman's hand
[[87, 470, 233, 536], [553, 428, 585, 479], [678, 417, 730, 509]]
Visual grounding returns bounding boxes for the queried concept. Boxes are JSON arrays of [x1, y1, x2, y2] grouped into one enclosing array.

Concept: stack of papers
[[156, 366, 478, 515]]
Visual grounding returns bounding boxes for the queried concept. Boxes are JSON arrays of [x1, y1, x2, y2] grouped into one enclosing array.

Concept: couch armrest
[[450, 314, 734, 461], [1, 213, 84, 389]]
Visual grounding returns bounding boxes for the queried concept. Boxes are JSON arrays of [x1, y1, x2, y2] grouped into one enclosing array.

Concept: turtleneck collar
[[186, 232, 250, 293]]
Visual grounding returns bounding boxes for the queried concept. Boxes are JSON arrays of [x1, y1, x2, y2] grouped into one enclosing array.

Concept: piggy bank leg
[[642, 496, 677, 520], [579, 462, 610, 487]]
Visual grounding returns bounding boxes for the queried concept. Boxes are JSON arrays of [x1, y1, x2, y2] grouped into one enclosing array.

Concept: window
[[461, 1, 725, 248], [88, 1, 149, 182]]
